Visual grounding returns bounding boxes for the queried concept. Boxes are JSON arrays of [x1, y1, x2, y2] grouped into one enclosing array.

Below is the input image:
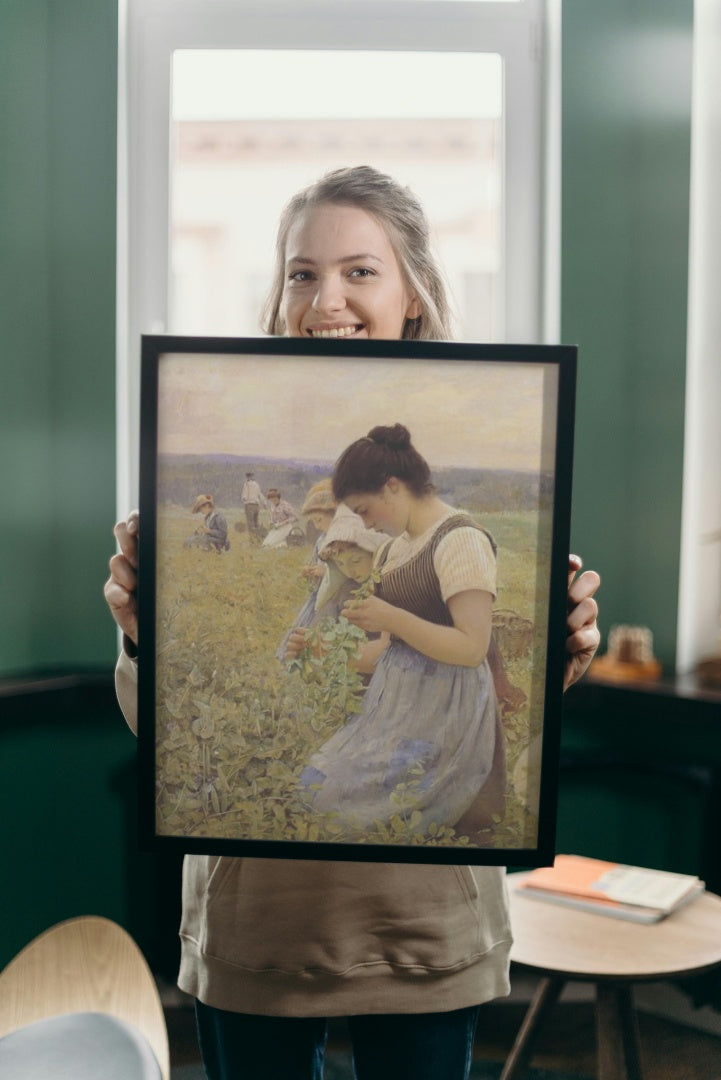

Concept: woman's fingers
[[563, 560, 601, 690], [103, 569, 138, 644], [567, 552, 583, 587], [567, 571, 601, 627], [113, 510, 139, 568], [104, 512, 140, 644]]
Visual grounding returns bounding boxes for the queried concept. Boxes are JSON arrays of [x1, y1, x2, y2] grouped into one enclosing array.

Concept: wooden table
[[502, 873, 721, 1080]]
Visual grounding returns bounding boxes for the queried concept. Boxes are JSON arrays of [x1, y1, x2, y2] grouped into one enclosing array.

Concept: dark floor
[[165, 985, 721, 1079]]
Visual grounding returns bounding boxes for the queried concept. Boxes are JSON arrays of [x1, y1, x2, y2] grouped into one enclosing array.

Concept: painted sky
[[156, 351, 559, 473]]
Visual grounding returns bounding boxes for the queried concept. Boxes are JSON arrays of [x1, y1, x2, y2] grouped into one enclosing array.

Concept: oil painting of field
[[141, 341, 574, 861]]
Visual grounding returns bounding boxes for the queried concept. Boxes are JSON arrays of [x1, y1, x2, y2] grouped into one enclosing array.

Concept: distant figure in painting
[[241, 471, 264, 541], [183, 494, 229, 553], [262, 488, 300, 548], [300, 423, 505, 836]]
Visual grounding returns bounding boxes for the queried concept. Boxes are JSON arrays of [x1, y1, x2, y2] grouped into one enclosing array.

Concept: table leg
[[499, 976, 565, 1080], [596, 982, 643, 1080]]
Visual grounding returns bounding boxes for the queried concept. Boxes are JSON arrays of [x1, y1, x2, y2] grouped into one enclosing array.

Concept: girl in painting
[[283, 504, 391, 662], [301, 423, 504, 835], [313, 503, 391, 620], [275, 480, 337, 661]]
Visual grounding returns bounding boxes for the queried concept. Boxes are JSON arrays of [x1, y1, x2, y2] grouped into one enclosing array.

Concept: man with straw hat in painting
[[184, 494, 230, 553]]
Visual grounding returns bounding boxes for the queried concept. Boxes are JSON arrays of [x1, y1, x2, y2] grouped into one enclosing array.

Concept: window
[[118, 0, 556, 509], [169, 49, 503, 340]]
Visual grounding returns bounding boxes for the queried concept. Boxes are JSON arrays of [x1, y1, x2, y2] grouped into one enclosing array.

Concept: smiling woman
[[263, 165, 451, 341]]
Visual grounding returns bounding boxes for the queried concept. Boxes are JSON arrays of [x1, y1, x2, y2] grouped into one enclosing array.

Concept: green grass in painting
[[154, 505, 548, 851]]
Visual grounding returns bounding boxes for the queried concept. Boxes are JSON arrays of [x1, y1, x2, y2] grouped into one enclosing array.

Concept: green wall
[[0, 0, 118, 676], [562, 0, 693, 670]]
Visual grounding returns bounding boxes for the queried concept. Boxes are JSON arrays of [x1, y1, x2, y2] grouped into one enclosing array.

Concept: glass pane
[[170, 49, 503, 340]]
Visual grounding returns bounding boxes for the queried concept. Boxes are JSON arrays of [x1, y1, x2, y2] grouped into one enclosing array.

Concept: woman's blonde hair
[[261, 165, 454, 341]]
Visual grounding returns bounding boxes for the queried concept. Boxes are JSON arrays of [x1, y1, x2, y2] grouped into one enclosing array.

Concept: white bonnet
[[318, 504, 390, 558]]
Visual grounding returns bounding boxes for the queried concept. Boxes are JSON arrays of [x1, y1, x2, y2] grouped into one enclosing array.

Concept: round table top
[[508, 872, 721, 981]]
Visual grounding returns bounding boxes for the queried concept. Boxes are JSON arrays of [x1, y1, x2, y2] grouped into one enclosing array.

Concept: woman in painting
[[105, 165, 601, 1080], [261, 487, 300, 548], [300, 423, 504, 836]]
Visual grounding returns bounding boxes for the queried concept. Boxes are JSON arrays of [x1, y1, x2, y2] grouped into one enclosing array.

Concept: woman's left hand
[[565, 554, 601, 691], [342, 596, 396, 634]]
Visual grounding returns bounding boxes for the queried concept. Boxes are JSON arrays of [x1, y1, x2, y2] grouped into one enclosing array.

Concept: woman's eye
[[349, 267, 375, 279], [288, 269, 313, 283]]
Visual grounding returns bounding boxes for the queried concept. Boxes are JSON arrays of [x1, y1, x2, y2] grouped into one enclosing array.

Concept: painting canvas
[[137, 335, 576, 865]]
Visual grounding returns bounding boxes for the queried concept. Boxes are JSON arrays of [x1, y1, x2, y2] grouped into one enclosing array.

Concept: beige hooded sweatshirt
[[116, 650, 512, 1017]]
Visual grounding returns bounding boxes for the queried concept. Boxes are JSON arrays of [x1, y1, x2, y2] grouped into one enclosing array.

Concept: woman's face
[[281, 204, 421, 340], [332, 546, 375, 583], [344, 482, 409, 537]]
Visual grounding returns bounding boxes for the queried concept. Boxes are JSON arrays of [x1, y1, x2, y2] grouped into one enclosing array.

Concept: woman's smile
[[307, 323, 364, 339]]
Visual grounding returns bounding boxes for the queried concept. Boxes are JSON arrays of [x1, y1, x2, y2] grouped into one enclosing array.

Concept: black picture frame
[[138, 335, 576, 865]]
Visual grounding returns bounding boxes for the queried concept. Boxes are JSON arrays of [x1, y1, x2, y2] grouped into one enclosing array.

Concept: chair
[[0, 915, 170, 1079]]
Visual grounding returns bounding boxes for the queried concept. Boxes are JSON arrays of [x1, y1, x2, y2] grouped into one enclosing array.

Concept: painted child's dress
[[301, 509, 502, 832], [275, 532, 329, 662]]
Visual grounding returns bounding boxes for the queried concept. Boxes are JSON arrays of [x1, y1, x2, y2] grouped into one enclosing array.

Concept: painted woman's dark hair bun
[[333, 423, 433, 500], [368, 424, 411, 451]]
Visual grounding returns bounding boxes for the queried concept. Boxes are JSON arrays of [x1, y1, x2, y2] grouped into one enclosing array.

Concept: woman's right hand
[[103, 510, 139, 646]]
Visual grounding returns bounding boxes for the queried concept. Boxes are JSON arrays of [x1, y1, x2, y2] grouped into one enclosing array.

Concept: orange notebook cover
[[519, 854, 701, 913]]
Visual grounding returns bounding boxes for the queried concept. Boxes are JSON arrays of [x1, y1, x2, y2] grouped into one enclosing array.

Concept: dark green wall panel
[[562, 0, 693, 669], [0, 0, 118, 675]]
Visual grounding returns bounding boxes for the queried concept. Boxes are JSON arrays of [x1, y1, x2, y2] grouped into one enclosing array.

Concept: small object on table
[[590, 624, 662, 682], [516, 854, 704, 922], [696, 653, 721, 688]]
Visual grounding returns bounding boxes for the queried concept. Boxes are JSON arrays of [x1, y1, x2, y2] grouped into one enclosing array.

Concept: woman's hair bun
[[367, 423, 411, 451]]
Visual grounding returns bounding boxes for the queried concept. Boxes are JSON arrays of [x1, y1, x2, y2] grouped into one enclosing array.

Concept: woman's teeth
[[310, 325, 360, 338]]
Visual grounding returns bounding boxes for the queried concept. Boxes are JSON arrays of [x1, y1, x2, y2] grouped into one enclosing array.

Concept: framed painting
[[137, 335, 576, 865]]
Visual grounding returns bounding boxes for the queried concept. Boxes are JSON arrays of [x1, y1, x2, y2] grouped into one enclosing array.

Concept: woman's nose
[[312, 274, 345, 314]]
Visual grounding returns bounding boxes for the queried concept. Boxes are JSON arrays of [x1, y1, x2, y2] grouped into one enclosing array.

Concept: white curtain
[[677, 0, 721, 672]]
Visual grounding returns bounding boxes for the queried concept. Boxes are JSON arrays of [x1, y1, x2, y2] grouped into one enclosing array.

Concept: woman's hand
[[342, 596, 397, 635], [103, 510, 139, 646], [565, 554, 601, 691], [346, 590, 493, 669], [301, 565, 325, 582]]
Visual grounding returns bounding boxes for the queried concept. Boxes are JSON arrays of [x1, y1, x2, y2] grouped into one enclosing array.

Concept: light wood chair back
[[0, 915, 170, 1080]]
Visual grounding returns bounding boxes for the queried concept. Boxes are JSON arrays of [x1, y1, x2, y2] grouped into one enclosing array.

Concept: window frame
[[117, 0, 557, 510]]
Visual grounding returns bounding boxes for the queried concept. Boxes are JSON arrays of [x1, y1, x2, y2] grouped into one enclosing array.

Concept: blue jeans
[[195, 1000, 481, 1080]]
